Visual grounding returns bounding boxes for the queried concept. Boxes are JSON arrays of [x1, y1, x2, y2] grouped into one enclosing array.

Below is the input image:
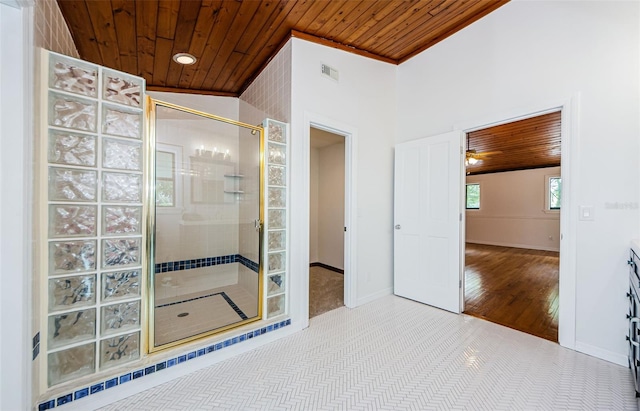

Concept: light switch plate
[[579, 205, 594, 221]]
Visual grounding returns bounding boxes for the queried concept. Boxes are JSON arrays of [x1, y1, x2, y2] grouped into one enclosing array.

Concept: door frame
[[304, 113, 358, 310], [456, 94, 580, 350]]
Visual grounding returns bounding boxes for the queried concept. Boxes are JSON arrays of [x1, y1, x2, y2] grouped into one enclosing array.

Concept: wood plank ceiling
[[57, 0, 509, 96], [465, 111, 562, 175]]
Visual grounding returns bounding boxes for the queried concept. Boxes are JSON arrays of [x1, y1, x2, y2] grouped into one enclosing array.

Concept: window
[[466, 183, 480, 209], [156, 150, 175, 207], [548, 176, 561, 210]]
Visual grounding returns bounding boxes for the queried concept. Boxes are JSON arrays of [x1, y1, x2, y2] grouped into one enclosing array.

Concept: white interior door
[[393, 131, 463, 313]]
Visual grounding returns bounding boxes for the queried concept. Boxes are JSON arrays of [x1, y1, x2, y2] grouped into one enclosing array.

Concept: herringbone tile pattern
[[100, 295, 636, 410]]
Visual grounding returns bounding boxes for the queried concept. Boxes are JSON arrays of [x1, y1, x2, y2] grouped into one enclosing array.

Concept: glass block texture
[[103, 71, 142, 107], [49, 274, 96, 312], [101, 301, 140, 335], [50, 57, 97, 97], [100, 331, 140, 370], [102, 172, 142, 203], [49, 92, 97, 132], [268, 143, 286, 165], [268, 187, 286, 208], [102, 270, 140, 301], [103, 138, 142, 170], [43, 52, 145, 386], [48, 308, 96, 349], [48, 342, 95, 386], [48, 131, 96, 166], [265, 119, 289, 319], [49, 167, 97, 202], [102, 105, 141, 139], [268, 165, 285, 186], [49, 240, 96, 274], [102, 206, 142, 236], [102, 238, 141, 268], [268, 209, 286, 229], [268, 230, 285, 251], [267, 295, 285, 318], [267, 274, 285, 296], [268, 252, 285, 274], [49, 205, 96, 237], [267, 122, 286, 143]]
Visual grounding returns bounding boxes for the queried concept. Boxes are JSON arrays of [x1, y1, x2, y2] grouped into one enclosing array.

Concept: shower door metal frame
[[145, 97, 264, 353]]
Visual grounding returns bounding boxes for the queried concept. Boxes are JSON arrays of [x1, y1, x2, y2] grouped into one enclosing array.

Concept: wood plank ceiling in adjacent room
[[465, 111, 562, 175], [57, 0, 509, 96]]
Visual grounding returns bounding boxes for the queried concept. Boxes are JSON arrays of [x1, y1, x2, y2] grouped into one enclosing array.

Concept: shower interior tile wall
[[154, 118, 240, 264], [240, 42, 291, 125], [34, 0, 79, 58], [155, 221, 239, 263], [155, 264, 239, 301]]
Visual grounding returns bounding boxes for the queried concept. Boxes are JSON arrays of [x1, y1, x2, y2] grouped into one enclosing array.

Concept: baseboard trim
[[357, 287, 393, 307], [310, 262, 344, 274], [465, 240, 559, 253], [574, 341, 628, 366]]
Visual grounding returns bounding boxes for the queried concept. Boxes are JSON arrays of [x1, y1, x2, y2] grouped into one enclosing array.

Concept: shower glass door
[[148, 98, 263, 350]]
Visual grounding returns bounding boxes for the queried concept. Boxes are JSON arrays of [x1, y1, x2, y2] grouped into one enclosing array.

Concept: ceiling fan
[[465, 135, 502, 166]]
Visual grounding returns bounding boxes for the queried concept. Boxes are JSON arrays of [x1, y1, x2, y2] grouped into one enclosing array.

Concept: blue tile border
[[74, 388, 89, 400], [38, 318, 291, 411], [105, 378, 118, 389], [155, 254, 259, 274]]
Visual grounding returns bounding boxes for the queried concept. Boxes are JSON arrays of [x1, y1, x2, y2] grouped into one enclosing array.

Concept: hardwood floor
[[463, 243, 559, 342]]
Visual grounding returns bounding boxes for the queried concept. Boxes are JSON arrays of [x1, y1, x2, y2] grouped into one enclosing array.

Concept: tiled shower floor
[[154, 284, 259, 346], [101, 295, 636, 410]]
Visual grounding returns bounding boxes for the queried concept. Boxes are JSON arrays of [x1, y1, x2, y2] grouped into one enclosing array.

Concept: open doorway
[[309, 127, 345, 318], [462, 111, 562, 342]]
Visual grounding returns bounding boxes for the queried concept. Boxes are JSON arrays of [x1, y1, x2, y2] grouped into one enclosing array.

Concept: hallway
[[97, 295, 634, 410]]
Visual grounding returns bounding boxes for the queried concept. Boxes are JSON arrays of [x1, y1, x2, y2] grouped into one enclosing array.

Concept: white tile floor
[[99, 295, 637, 410]]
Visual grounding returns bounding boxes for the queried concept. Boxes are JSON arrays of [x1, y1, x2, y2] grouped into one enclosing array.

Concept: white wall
[[0, 4, 31, 409], [466, 167, 560, 251], [291, 37, 397, 319], [317, 142, 345, 269], [397, 1, 639, 363]]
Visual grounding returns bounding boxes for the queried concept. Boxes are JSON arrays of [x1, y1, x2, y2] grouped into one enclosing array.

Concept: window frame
[[465, 182, 481, 210], [155, 143, 183, 213], [545, 174, 561, 212]]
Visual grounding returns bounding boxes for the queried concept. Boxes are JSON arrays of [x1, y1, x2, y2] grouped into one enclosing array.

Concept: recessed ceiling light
[[173, 53, 197, 65]]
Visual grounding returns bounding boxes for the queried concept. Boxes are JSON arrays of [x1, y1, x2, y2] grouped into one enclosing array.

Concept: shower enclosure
[[148, 99, 263, 350]]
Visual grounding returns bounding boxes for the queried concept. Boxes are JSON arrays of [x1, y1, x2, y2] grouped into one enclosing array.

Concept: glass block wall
[[264, 119, 289, 318], [41, 51, 145, 387]]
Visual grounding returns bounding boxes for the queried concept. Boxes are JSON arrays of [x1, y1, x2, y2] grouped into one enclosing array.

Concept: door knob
[[395, 224, 401, 230]]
